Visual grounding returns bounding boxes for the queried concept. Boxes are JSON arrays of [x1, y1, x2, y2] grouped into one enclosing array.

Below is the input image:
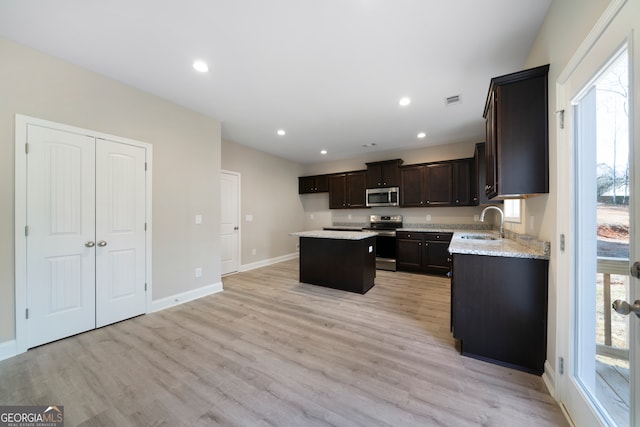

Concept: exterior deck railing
[[597, 257, 630, 361]]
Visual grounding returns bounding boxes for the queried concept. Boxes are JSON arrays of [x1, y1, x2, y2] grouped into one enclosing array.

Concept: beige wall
[[521, 0, 613, 377], [0, 38, 222, 343], [222, 140, 305, 267], [300, 140, 487, 229]]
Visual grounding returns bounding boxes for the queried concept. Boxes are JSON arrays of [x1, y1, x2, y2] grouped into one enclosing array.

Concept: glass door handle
[[612, 300, 640, 318], [631, 261, 640, 279]]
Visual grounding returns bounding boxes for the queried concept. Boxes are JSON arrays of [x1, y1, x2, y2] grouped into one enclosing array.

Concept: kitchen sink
[[460, 234, 499, 241]]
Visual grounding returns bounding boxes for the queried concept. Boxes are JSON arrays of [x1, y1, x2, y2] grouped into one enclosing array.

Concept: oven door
[[373, 231, 397, 271]]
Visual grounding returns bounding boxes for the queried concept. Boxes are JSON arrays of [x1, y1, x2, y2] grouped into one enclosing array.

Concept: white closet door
[[26, 125, 96, 348], [95, 139, 146, 328]]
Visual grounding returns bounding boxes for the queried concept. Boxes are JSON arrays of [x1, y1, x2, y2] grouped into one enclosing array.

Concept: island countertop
[[291, 230, 378, 240]]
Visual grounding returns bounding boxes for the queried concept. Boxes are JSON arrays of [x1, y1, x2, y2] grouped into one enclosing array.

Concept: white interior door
[[557, 2, 638, 425], [26, 125, 96, 348], [95, 139, 147, 328], [221, 171, 240, 275]]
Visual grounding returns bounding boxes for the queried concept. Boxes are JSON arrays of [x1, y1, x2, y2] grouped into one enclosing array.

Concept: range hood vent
[[445, 94, 461, 105]]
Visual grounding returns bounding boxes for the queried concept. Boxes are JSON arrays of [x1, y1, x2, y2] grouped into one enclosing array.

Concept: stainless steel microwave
[[366, 187, 399, 207]]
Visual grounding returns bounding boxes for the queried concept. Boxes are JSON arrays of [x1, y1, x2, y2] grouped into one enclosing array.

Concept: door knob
[[85, 241, 95, 247], [234, 226, 239, 230], [612, 300, 640, 319], [97, 240, 108, 247]]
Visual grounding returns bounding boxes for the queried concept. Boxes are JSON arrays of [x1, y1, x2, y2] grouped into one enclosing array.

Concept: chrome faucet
[[480, 205, 505, 238]]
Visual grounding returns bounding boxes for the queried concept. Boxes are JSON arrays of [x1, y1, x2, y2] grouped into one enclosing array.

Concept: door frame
[[555, 0, 637, 425], [14, 114, 153, 355], [221, 170, 241, 275]]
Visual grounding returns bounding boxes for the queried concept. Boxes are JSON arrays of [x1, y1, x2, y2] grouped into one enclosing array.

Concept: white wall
[[222, 140, 305, 268], [0, 38, 222, 343]]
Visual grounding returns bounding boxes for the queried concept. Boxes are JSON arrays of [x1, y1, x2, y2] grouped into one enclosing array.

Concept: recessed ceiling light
[[399, 97, 411, 106], [193, 60, 209, 73], [320, 150, 327, 155], [417, 132, 426, 139], [277, 129, 286, 136]]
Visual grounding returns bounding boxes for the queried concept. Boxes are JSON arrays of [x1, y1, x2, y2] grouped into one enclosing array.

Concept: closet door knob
[[85, 241, 95, 248], [97, 240, 108, 247]]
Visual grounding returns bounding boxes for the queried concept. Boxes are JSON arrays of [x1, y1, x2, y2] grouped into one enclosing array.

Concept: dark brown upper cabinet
[[451, 158, 475, 206], [425, 163, 452, 206], [329, 171, 367, 209], [473, 143, 502, 205], [366, 159, 402, 188], [400, 162, 453, 207], [298, 175, 329, 194], [484, 64, 549, 199]]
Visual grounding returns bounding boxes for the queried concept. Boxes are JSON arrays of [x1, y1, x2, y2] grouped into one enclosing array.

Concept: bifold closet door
[[26, 125, 97, 349], [95, 139, 146, 328], [26, 125, 147, 348]]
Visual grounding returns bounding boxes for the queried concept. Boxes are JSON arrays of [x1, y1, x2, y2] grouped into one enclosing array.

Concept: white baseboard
[[0, 339, 17, 362], [239, 252, 298, 272], [151, 282, 223, 312], [542, 360, 556, 398]]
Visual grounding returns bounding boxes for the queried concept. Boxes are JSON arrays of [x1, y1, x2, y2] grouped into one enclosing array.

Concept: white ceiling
[[0, 0, 552, 164]]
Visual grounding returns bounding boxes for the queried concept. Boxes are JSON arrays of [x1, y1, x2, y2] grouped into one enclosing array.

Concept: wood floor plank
[[0, 259, 568, 426]]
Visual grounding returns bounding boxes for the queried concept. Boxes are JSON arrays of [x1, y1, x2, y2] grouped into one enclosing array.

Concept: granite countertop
[[291, 230, 378, 240], [323, 226, 364, 231], [448, 231, 550, 260]]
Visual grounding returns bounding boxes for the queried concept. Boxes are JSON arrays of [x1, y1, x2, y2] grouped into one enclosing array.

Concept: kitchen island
[[291, 230, 377, 294]]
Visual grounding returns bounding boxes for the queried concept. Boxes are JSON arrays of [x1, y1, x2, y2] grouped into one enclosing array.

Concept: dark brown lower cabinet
[[396, 231, 452, 275], [451, 253, 549, 375]]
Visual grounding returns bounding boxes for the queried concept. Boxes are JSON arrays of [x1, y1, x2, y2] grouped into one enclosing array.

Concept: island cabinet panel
[[484, 64, 549, 199], [329, 171, 367, 209], [298, 175, 329, 194], [452, 253, 549, 375], [366, 159, 402, 188], [396, 231, 452, 275], [299, 236, 376, 294]]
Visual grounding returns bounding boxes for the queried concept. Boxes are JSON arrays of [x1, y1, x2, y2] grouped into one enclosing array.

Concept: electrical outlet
[[310, 213, 314, 220], [474, 214, 480, 221], [246, 214, 253, 222], [252, 248, 256, 255], [195, 267, 202, 277], [195, 214, 202, 224], [426, 214, 432, 221], [530, 215, 535, 231], [348, 214, 352, 220]]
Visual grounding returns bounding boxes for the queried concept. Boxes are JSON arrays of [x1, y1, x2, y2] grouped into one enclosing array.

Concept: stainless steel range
[[364, 215, 403, 271]]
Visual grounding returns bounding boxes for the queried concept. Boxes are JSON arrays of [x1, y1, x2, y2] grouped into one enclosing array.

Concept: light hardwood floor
[[0, 259, 568, 426]]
